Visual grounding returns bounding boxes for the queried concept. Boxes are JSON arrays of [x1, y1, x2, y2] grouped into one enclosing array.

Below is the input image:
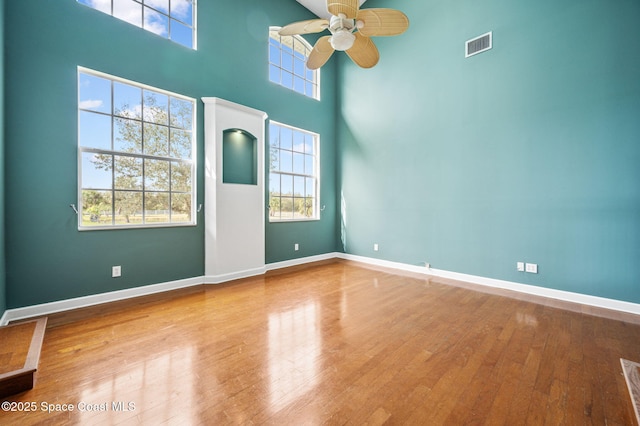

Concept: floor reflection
[[77, 347, 195, 423], [268, 301, 321, 412]]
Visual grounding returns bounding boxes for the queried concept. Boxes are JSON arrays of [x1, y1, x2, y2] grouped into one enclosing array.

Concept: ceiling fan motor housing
[[329, 14, 356, 51]]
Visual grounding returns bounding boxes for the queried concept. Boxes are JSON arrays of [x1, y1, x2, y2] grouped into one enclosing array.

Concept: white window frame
[[269, 121, 320, 222], [269, 27, 320, 100], [77, 0, 197, 49], [77, 66, 197, 230]]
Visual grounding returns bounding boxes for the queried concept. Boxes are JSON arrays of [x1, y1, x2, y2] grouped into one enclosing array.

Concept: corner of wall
[[0, 0, 7, 318]]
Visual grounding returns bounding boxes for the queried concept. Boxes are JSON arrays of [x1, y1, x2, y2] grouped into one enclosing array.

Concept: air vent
[[466, 31, 492, 58]]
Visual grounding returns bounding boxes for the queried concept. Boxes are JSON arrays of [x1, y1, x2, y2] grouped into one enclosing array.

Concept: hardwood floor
[[1, 259, 639, 425]]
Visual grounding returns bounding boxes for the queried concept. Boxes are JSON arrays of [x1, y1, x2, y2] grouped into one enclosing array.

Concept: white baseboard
[[0, 276, 204, 326], [2, 251, 638, 326], [337, 253, 640, 317], [265, 252, 339, 272]]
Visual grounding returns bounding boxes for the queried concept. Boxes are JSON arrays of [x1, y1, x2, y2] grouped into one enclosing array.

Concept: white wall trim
[[204, 266, 267, 284], [337, 253, 640, 317], [2, 251, 639, 326], [0, 276, 204, 326], [265, 252, 339, 272]]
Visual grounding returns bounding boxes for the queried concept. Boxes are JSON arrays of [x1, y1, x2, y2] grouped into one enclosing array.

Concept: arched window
[[269, 27, 319, 100]]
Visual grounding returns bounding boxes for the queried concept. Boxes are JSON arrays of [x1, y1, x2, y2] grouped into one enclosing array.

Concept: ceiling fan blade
[[327, 0, 359, 19], [357, 9, 409, 37], [307, 36, 335, 70], [279, 19, 330, 36], [346, 32, 379, 68]]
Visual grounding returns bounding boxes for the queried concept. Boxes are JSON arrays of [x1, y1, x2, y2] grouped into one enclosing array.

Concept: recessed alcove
[[222, 128, 257, 185]]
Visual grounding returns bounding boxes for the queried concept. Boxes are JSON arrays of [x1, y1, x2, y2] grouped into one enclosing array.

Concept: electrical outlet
[[294, 243, 299, 251], [517, 262, 525, 272], [373, 243, 379, 251], [525, 263, 538, 274], [112, 265, 121, 278]]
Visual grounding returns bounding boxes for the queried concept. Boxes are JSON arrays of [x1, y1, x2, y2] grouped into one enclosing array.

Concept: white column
[[202, 97, 267, 282]]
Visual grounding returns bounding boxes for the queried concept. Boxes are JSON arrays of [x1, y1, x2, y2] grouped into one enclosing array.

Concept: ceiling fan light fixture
[[330, 29, 355, 51]]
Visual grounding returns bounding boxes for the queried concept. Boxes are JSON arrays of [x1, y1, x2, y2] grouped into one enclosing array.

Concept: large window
[[269, 28, 319, 100], [78, 67, 196, 229], [269, 122, 319, 222], [77, 0, 196, 49]]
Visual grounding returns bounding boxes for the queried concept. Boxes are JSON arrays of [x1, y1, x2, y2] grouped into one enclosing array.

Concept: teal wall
[[4, 0, 338, 308], [338, 0, 640, 302], [0, 0, 6, 317]]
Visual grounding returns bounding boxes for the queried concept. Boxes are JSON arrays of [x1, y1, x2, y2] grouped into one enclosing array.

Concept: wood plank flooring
[[1, 259, 639, 425]]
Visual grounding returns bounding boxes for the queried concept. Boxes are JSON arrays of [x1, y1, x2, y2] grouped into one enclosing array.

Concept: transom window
[[77, 0, 196, 49], [269, 27, 319, 100], [269, 122, 319, 221], [78, 67, 196, 229]]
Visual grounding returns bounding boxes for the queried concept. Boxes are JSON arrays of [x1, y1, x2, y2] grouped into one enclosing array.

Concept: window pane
[[280, 126, 292, 150], [170, 97, 193, 129], [114, 118, 142, 153], [305, 81, 315, 97], [282, 53, 293, 72], [282, 71, 293, 89], [281, 174, 293, 195], [144, 123, 169, 156], [113, 0, 142, 27], [280, 197, 294, 219], [114, 191, 143, 224], [145, 192, 170, 223], [304, 154, 314, 175], [280, 150, 292, 173], [145, 0, 169, 14], [170, 19, 193, 48], [293, 131, 304, 152], [114, 156, 143, 189], [144, 7, 169, 36], [171, 193, 191, 222], [269, 172, 280, 194], [269, 64, 281, 84], [269, 147, 280, 171], [82, 190, 113, 226], [114, 82, 142, 119], [80, 111, 112, 150], [269, 124, 280, 148], [170, 129, 192, 159], [306, 177, 316, 197], [79, 73, 111, 113], [82, 152, 112, 189], [143, 90, 169, 124], [294, 57, 305, 77], [171, 161, 192, 192], [144, 159, 170, 191], [293, 176, 305, 196], [171, 0, 193, 25], [79, 0, 109, 13], [269, 45, 281, 66], [293, 152, 305, 174]]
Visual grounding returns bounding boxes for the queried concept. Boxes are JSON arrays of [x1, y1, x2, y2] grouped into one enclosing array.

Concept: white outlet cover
[[112, 266, 121, 277], [525, 263, 538, 274], [517, 262, 525, 272]]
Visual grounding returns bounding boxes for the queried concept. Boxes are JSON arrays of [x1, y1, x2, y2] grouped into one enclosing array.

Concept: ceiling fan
[[279, 0, 409, 69]]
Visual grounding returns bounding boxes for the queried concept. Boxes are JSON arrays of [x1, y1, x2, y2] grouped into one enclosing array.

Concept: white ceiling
[[295, 0, 368, 18]]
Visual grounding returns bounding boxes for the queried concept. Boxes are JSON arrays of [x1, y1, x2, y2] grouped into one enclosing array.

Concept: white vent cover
[[466, 31, 492, 58]]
